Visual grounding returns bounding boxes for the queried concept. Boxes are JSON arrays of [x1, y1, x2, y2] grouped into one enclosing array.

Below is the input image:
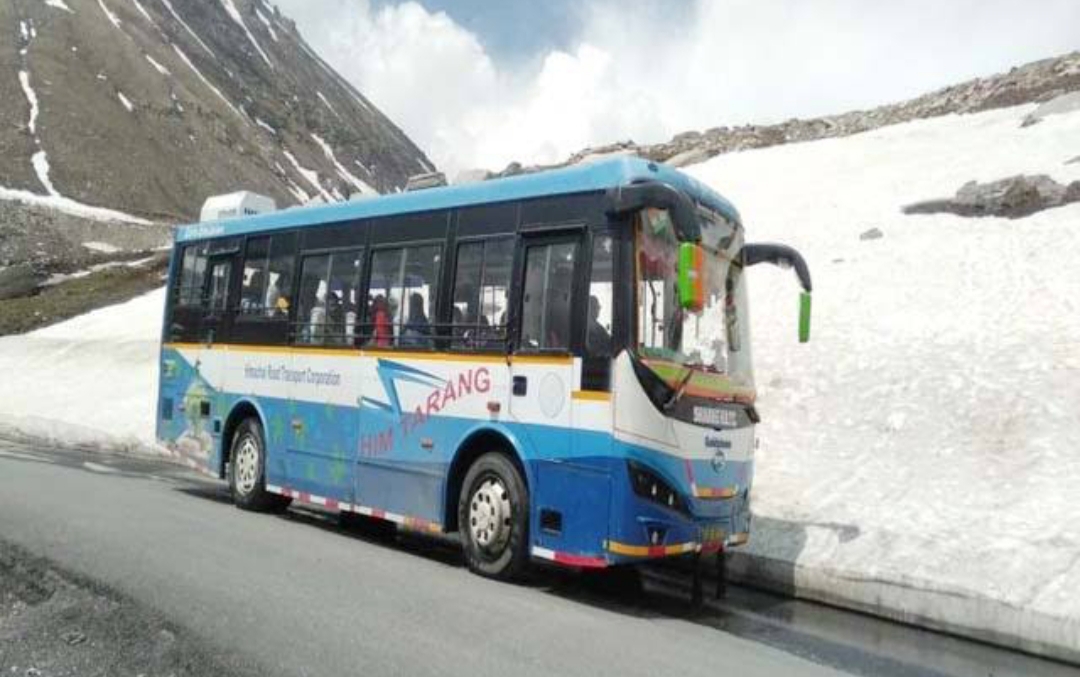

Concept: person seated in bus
[[325, 287, 346, 345], [586, 294, 612, 355], [368, 295, 393, 347], [307, 281, 328, 344], [266, 274, 291, 318], [242, 269, 265, 313], [401, 292, 432, 348]]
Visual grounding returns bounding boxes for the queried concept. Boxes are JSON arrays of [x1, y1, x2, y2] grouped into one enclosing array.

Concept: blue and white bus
[[157, 157, 811, 580]]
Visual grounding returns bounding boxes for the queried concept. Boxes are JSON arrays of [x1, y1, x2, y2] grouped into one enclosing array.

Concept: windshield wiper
[[662, 365, 697, 412]]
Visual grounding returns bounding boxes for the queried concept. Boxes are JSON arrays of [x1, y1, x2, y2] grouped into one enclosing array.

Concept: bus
[[157, 156, 812, 581]]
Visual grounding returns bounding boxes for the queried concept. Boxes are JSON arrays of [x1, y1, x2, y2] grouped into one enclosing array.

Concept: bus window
[[364, 245, 441, 349], [176, 242, 208, 307], [450, 237, 512, 350], [207, 260, 232, 314], [240, 237, 270, 314], [586, 234, 614, 356], [520, 241, 577, 351], [295, 249, 363, 346], [265, 232, 297, 318]]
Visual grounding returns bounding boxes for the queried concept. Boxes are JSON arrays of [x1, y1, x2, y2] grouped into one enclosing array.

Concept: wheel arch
[[219, 398, 267, 479], [443, 424, 532, 534]]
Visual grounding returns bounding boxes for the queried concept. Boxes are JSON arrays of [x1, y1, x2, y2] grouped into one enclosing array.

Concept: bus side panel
[[157, 345, 221, 472]]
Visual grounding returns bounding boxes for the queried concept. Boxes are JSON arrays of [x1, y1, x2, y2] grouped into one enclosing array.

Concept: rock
[[904, 174, 1080, 219], [0, 263, 42, 300], [666, 147, 711, 168], [1022, 91, 1080, 127], [859, 228, 884, 241], [1066, 155, 1080, 165], [61, 630, 87, 646]]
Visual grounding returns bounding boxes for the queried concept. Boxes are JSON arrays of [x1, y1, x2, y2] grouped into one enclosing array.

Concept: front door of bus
[[509, 234, 579, 461]]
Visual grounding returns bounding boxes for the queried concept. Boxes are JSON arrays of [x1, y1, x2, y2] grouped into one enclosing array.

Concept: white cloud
[[276, 0, 1080, 174]]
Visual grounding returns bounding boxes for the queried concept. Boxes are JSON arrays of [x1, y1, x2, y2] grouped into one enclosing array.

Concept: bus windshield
[[635, 207, 754, 403]]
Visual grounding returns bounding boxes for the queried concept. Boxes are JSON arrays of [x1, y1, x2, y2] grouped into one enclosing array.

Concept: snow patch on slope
[[96, 0, 122, 29], [255, 8, 277, 41], [18, 71, 39, 135], [310, 134, 377, 195], [171, 44, 242, 119], [159, 0, 215, 58], [316, 91, 341, 119], [130, 0, 154, 24], [44, 0, 74, 11], [283, 149, 333, 202], [31, 151, 58, 196], [117, 91, 134, 112], [145, 54, 170, 76], [0, 186, 152, 224], [219, 0, 273, 69]]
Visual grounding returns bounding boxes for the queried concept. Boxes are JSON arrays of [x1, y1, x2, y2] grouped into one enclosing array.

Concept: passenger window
[[238, 233, 296, 319], [520, 242, 577, 351], [586, 234, 614, 356], [207, 260, 232, 313], [364, 245, 441, 348], [451, 238, 512, 350], [176, 242, 208, 307], [240, 237, 270, 315], [295, 249, 363, 346]]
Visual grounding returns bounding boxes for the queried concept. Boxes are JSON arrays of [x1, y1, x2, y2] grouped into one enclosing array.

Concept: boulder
[[904, 174, 1080, 219], [859, 227, 884, 241], [0, 263, 42, 301]]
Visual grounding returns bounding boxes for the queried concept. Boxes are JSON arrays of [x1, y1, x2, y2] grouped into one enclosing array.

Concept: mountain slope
[[1, 0, 434, 222]]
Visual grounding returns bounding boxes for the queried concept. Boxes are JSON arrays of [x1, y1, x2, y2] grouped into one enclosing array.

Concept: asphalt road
[[1, 442, 1077, 677]]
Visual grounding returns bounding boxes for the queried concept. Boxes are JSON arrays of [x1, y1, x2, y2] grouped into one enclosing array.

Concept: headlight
[[627, 460, 688, 515]]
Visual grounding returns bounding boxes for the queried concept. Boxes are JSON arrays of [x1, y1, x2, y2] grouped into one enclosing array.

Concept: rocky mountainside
[[1, 0, 434, 223], [493, 51, 1080, 177]]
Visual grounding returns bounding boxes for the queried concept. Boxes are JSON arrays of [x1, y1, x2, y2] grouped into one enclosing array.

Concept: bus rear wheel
[[229, 418, 289, 513], [458, 452, 529, 580]]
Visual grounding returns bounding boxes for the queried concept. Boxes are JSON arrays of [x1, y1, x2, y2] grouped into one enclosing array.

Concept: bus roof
[[175, 156, 740, 243]]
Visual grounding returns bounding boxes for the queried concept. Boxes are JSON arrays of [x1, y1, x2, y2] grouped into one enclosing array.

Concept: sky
[[273, 0, 1080, 176]]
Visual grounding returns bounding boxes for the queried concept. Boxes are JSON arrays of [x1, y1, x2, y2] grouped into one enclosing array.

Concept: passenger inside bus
[[587, 295, 612, 354], [369, 295, 393, 347], [401, 292, 432, 348]]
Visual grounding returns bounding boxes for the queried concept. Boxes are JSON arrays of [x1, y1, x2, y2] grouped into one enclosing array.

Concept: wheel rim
[[468, 476, 512, 553], [234, 435, 260, 495]]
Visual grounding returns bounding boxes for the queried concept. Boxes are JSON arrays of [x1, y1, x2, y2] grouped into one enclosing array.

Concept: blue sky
[[276, 0, 1080, 174]]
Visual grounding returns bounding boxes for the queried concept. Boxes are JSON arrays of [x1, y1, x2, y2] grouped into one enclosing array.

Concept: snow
[[145, 54, 170, 76], [117, 91, 134, 112], [255, 117, 276, 135], [130, 0, 154, 24], [686, 103, 1080, 654], [31, 151, 58, 196], [158, 0, 215, 58], [255, 8, 277, 41], [44, 0, 74, 11], [82, 241, 122, 254], [218, 0, 273, 69], [282, 149, 334, 202], [0, 186, 152, 225], [96, 0, 122, 29], [19, 21, 30, 42], [0, 289, 166, 454], [316, 91, 341, 119], [171, 45, 243, 120], [18, 71, 39, 135], [310, 133, 378, 195]]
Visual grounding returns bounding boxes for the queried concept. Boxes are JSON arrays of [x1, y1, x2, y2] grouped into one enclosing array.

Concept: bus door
[[196, 248, 237, 471], [509, 232, 581, 460]]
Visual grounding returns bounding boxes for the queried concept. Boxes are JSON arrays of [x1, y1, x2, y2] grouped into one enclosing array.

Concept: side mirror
[[744, 242, 813, 344], [677, 242, 705, 312], [799, 291, 812, 343]]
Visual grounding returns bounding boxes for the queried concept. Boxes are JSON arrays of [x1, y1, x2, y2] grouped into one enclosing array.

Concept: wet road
[[0, 441, 1076, 677]]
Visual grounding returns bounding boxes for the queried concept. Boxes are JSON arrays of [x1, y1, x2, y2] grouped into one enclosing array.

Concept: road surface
[[0, 441, 1076, 677]]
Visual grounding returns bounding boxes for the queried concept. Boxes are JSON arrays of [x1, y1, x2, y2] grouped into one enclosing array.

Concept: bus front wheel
[[458, 452, 530, 580], [229, 418, 289, 513]]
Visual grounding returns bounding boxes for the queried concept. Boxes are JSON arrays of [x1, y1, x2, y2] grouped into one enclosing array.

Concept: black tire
[[229, 418, 290, 513], [458, 452, 530, 580]]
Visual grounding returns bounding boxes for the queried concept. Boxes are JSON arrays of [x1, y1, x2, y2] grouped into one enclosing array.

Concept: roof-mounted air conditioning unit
[[199, 191, 276, 222]]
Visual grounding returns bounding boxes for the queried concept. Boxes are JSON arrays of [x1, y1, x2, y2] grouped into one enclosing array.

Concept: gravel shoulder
[[0, 539, 265, 677]]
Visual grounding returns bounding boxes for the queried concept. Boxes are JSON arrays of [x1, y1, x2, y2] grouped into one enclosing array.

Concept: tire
[[229, 418, 290, 513], [458, 452, 530, 580]]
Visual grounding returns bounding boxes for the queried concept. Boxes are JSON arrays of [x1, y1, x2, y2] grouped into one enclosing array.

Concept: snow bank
[[0, 289, 165, 454], [686, 103, 1080, 661]]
